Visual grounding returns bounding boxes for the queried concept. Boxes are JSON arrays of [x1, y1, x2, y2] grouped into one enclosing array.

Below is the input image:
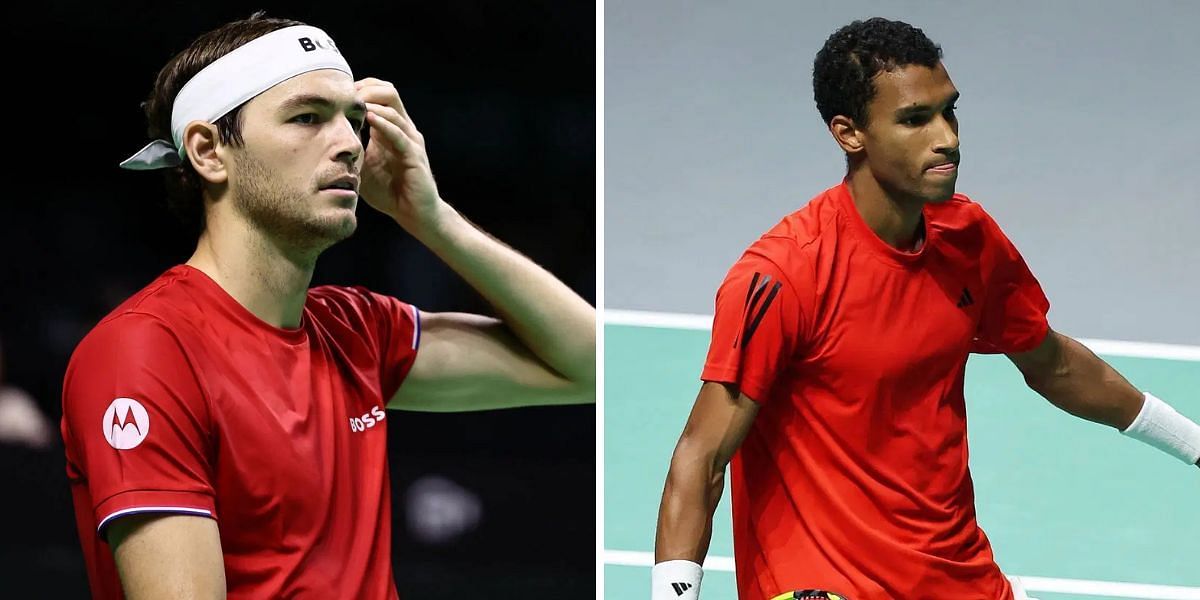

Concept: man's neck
[[845, 166, 926, 252], [186, 217, 315, 330]]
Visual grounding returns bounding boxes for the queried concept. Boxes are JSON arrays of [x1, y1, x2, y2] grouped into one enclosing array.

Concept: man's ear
[[829, 114, 866, 160], [182, 121, 227, 185]]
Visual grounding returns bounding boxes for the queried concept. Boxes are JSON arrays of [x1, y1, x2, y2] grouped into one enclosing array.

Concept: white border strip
[[605, 309, 1200, 362], [410, 304, 421, 350], [595, 0, 606, 597], [602, 550, 1200, 599], [97, 505, 214, 533]]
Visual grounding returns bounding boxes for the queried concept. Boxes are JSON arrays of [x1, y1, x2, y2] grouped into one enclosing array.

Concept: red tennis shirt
[[61, 265, 420, 599], [702, 181, 1050, 600]]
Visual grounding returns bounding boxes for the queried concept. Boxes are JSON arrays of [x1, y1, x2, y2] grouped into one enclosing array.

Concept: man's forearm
[[656, 456, 724, 563], [1027, 335, 1143, 429], [408, 201, 595, 384]]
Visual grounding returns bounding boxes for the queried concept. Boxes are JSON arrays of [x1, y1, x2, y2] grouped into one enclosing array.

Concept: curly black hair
[[812, 18, 943, 127]]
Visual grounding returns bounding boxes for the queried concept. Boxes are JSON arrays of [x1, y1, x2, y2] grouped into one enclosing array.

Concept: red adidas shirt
[[701, 181, 1050, 600], [61, 265, 420, 599]]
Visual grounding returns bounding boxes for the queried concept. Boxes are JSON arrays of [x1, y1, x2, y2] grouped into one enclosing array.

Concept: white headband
[[120, 25, 353, 171]]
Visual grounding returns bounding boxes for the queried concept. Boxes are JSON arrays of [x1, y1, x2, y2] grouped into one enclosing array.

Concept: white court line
[[606, 309, 713, 331], [603, 550, 1200, 599], [605, 309, 1200, 362]]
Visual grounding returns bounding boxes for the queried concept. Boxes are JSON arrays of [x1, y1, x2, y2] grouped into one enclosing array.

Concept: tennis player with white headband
[[61, 13, 594, 599], [119, 25, 354, 171]]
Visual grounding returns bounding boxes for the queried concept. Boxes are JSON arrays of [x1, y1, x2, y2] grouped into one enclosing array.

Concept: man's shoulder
[[307, 284, 406, 318], [927, 191, 995, 229], [80, 267, 200, 350], [925, 191, 1017, 256], [64, 292, 197, 406], [734, 187, 842, 277], [306, 285, 416, 338], [307, 283, 371, 306]]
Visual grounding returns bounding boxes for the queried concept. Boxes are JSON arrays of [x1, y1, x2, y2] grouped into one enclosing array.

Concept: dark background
[[1, 1, 595, 597]]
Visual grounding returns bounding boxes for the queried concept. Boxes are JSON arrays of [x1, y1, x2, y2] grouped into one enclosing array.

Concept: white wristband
[[1122, 392, 1200, 465], [652, 560, 703, 600]]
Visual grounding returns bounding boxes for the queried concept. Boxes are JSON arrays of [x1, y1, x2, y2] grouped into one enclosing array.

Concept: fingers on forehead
[[357, 85, 402, 106], [355, 77, 395, 89]]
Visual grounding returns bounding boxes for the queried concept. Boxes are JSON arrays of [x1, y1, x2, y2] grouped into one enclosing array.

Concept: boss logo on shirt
[[349, 406, 386, 432], [102, 397, 150, 450]]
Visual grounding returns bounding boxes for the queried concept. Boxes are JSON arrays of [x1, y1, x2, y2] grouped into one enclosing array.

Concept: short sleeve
[[308, 286, 421, 400], [701, 251, 804, 403], [61, 313, 216, 538], [359, 290, 421, 399], [970, 211, 1051, 354]]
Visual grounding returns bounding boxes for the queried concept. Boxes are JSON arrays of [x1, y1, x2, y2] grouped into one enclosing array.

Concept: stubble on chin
[[232, 154, 358, 251]]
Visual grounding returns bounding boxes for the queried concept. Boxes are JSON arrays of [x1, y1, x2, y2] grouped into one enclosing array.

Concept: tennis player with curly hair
[[652, 17, 1199, 600]]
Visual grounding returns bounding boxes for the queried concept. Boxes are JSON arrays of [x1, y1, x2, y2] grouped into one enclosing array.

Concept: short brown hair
[[141, 12, 308, 233]]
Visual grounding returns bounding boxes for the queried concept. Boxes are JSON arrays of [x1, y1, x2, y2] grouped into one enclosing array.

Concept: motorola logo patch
[[102, 398, 150, 450]]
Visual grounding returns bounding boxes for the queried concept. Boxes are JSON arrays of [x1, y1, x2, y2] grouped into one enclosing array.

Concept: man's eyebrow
[[894, 91, 961, 118], [277, 94, 367, 115]]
